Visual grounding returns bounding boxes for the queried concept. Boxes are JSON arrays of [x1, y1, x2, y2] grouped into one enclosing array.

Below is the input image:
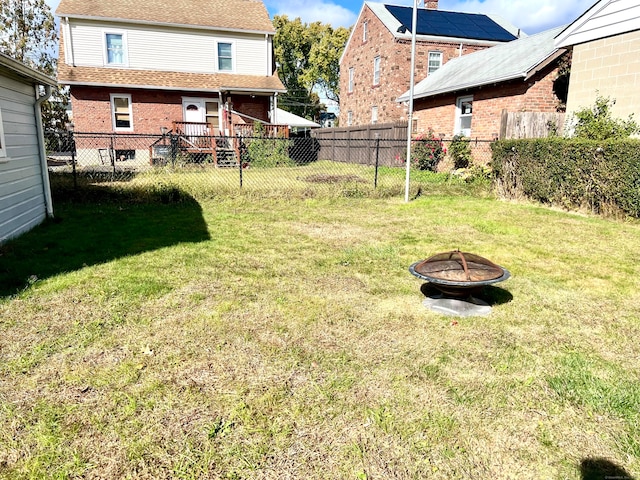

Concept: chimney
[[425, 0, 438, 9]]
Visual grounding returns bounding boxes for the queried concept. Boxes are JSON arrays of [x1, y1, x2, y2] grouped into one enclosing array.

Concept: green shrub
[[246, 123, 294, 167], [411, 129, 444, 171], [491, 138, 640, 217], [448, 135, 472, 169]]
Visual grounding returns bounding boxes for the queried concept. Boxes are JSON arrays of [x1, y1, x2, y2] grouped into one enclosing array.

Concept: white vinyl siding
[[0, 73, 47, 243], [69, 20, 267, 75], [556, 0, 640, 48]]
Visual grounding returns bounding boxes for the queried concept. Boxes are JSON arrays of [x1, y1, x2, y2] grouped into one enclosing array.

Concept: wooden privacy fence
[[312, 122, 408, 166], [500, 110, 565, 139]]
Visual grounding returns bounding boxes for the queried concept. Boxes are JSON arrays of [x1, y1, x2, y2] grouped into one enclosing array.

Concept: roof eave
[[59, 13, 275, 35], [397, 73, 527, 102], [0, 52, 57, 87], [60, 80, 285, 94], [394, 32, 509, 46]]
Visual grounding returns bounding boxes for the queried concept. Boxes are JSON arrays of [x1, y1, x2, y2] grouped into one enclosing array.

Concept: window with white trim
[[111, 94, 133, 131], [0, 109, 6, 159], [104, 32, 127, 66], [428, 51, 443, 75], [373, 56, 381, 85], [348, 67, 354, 93], [455, 95, 473, 137], [217, 42, 233, 71], [371, 106, 378, 124], [347, 110, 353, 126], [363, 21, 368, 42]]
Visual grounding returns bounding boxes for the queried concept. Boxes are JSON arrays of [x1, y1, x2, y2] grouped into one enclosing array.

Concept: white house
[[56, 0, 286, 165], [0, 53, 57, 244]]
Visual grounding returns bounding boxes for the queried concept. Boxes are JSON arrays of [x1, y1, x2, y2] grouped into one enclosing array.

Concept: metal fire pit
[[409, 250, 510, 298]]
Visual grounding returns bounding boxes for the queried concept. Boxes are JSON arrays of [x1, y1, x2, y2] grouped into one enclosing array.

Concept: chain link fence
[[45, 130, 494, 198]]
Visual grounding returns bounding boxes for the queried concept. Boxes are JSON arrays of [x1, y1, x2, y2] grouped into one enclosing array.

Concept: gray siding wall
[[0, 71, 46, 244]]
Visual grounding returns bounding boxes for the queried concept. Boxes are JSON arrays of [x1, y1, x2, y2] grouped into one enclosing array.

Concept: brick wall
[[71, 87, 270, 134], [339, 4, 495, 127], [413, 62, 563, 140]]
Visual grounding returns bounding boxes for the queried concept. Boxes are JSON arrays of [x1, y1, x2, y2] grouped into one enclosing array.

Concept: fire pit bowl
[[409, 250, 510, 298]]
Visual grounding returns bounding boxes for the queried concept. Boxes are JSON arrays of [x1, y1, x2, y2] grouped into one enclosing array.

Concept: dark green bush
[[448, 135, 472, 169], [491, 138, 640, 217], [246, 123, 294, 167]]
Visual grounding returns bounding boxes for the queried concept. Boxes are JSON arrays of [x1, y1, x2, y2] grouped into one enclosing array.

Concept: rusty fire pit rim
[[408, 250, 511, 288]]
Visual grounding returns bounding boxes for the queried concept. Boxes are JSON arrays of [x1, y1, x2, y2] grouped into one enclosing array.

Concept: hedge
[[491, 138, 640, 217]]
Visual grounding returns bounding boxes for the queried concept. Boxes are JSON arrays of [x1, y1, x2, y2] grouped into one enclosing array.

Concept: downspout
[[35, 84, 54, 217]]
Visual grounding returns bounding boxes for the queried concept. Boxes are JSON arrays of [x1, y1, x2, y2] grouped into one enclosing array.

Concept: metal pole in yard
[[404, 0, 418, 202], [374, 134, 380, 188], [239, 153, 243, 188]]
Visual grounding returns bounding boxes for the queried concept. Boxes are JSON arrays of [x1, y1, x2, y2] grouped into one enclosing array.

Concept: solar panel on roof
[[385, 5, 517, 42]]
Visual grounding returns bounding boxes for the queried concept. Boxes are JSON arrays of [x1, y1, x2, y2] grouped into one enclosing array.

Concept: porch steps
[[216, 148, 238, 167]]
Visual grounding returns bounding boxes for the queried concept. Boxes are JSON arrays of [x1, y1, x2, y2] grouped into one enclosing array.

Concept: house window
[[371, 106, 378, 124], [455, 95, 473, 137], [363, 21, 368, 42], [373, 56, 381, 85], [104, 32, 127, 65], [205, 101, 220, 130], [217, 42, 233, 71], [412, 118, 418, 133], [428, 51, 443, 75], [348, 67, 354, 93], [111, 94, 133, 131], [347, 110, 353, 126], [0, 109, 6, 159]]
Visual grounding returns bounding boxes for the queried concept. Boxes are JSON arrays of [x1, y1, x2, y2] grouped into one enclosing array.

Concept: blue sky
[[46, 0, 596, 35], [265, 0, 597, 34]]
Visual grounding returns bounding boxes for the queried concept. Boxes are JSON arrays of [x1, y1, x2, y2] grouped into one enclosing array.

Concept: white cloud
[[266, 0, 358, 28], [437, 0, 594, 34]]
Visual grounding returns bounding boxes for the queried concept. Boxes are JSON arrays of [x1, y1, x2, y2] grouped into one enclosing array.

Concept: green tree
[[0, 0, 69, 129], [273, 15, 349, 119], [571, 94, 640, 140], [302, 24, 350, 105]]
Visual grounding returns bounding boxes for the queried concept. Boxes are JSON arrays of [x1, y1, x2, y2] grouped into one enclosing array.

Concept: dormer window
[[104, 32, 127, 65]]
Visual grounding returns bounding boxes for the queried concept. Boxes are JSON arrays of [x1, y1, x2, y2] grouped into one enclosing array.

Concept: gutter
[[34, 84, 54, 218]]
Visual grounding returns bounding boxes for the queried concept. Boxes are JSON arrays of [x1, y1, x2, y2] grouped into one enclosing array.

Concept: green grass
[[1, 173, 639, 479]]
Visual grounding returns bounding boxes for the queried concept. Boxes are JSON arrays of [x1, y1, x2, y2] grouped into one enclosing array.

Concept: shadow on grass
[[419, 283, 513, 306], [0, 183, 210, 298], [580, 457, 635, 480]]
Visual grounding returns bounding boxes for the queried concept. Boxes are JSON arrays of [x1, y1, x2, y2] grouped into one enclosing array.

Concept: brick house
[[339, 1, 521, 127], [555, 0, 640, 131], [56, 0, 285, 164], [397, 26, 569, 143]]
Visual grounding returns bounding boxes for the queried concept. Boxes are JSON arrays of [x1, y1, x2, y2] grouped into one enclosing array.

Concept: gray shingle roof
[[398, 25, 566, 102]]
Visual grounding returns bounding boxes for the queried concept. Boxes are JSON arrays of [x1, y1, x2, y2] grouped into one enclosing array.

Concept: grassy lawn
[[1, 176, 639, 478]]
